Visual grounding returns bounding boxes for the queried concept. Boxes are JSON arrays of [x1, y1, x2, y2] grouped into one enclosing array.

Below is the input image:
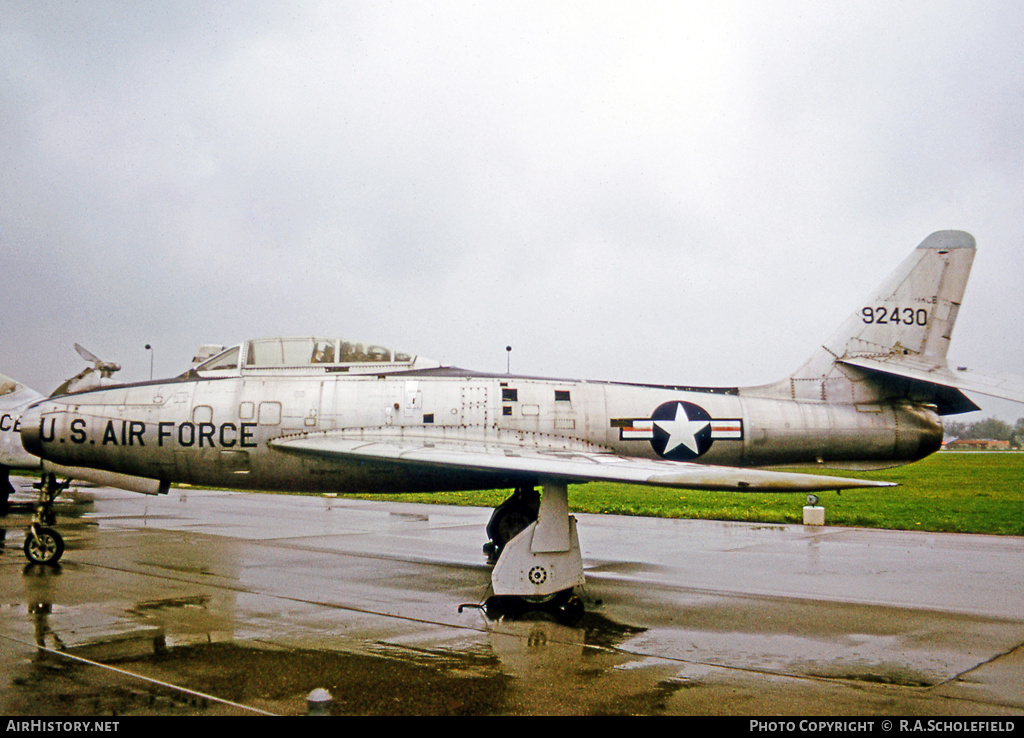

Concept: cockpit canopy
[[194, 337, 439, 376]]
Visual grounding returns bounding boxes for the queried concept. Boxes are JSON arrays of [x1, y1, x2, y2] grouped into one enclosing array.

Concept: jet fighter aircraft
[[4, 231, 1023, 618]]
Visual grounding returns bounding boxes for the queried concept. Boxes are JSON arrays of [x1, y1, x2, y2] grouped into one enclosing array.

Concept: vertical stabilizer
[[822, 230, 975, 366], [752, 231, 979, 410]]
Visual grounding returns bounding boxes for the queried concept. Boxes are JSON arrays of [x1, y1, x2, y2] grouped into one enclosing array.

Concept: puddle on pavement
[[1, 589, 692, 716], [3, 638, 511, 716]]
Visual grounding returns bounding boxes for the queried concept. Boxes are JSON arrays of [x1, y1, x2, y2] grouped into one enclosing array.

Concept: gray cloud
[[2, 1, 1021, 420]]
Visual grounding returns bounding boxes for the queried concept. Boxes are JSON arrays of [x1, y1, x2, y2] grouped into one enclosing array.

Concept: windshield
[[243, 337, 412, 368], [196, 346, 241, 371]]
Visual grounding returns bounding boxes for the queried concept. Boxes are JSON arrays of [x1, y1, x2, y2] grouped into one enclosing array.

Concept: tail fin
[[823, 230, 975, 366], [760, 231, 1023, 414]]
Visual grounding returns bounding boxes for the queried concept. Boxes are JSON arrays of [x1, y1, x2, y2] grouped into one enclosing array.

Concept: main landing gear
[[23, 473, 68, 566], [469, 481, 586, 624]]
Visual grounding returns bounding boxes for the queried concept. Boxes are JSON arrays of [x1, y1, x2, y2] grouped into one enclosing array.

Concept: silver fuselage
[[20, 367, 941, 493]]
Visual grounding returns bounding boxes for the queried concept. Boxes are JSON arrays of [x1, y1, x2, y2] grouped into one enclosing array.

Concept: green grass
[[338, 453, 1024, 536]]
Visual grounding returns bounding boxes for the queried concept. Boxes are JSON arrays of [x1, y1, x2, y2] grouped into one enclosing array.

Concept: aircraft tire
[[24, 527, 64, 566], [492, 507, 534, 548], [483, 589, 585, 625]]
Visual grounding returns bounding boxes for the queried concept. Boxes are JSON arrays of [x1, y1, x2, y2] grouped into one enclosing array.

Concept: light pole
[[145, 344, 153, 380]]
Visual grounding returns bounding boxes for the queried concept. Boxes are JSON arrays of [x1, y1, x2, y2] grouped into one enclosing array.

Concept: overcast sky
[[2, 1, 1022, 420]]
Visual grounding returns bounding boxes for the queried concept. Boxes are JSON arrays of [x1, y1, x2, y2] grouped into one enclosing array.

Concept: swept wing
[[270, 429, 894, 492]]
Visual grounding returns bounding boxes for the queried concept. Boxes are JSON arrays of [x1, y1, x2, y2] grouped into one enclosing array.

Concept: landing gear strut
[[23, 473, 68, 566]]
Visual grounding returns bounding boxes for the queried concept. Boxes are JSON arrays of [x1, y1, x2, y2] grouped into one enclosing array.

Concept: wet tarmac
[[2, 477, 1023, 716]]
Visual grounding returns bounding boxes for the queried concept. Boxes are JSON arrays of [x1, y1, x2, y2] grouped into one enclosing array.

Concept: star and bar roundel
[[612, 401, 743, 461]]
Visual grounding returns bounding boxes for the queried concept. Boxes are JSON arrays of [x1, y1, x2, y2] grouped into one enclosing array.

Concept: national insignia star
[[654, 403, 710, 456]]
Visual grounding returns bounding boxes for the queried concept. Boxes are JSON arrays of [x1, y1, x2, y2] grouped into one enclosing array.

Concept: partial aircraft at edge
[[2, 231, 1023, 620]]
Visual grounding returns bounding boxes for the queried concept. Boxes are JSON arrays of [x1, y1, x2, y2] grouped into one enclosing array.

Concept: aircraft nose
[[19, 403, 44, 458]]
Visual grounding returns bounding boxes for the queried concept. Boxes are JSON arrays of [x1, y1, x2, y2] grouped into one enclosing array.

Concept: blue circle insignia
[[649, 401, 713, 461]]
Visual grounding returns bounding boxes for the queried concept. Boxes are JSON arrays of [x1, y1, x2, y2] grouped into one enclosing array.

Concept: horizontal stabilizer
[[271, 430, 894, 492], [841, 356, 1024, 406]]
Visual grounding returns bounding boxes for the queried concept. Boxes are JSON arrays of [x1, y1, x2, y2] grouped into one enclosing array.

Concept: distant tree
[[943, 420, 969, 438], [1012, 418, 1024, 449], [963, 417, 1012, 441], [943, 417, 1020, 443]]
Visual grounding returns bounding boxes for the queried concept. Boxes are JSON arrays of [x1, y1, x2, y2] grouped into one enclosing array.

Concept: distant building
[[944, 439, 1011, 451]]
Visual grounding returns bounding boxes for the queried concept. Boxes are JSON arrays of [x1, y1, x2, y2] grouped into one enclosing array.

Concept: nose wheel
[[23, 473, 69, 566], [24, 524, 64, 565]]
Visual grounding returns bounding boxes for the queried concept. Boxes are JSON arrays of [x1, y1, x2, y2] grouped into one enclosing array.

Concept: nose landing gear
[[23, 473, 68, 566]]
